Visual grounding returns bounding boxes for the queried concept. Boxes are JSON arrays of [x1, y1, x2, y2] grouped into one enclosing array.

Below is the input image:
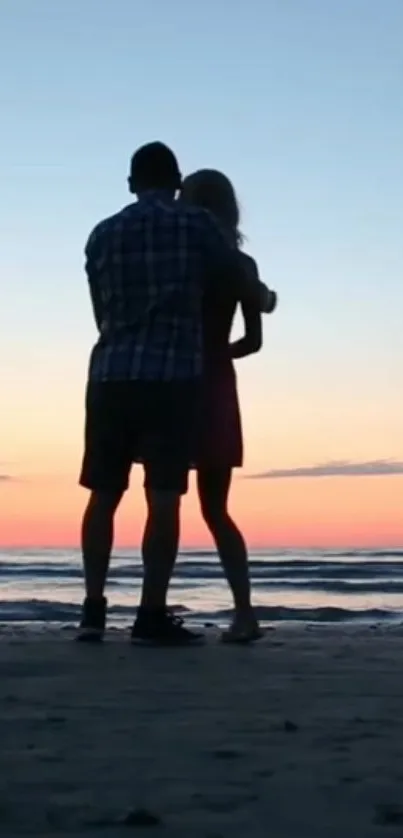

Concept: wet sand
[[1, 624, 403, 837]]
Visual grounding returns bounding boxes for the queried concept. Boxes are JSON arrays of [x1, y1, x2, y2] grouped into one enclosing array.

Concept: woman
[[181, 169, 266, 643]]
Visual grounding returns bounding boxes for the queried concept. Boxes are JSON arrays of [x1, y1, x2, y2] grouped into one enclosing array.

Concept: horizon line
[[0, 543, 402, 552]]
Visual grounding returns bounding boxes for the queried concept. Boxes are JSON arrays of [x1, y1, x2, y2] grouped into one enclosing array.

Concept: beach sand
[[1, 624, 403, 837]]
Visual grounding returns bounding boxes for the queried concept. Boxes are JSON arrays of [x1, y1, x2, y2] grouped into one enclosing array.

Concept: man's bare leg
[[140, 489, 180, 608], [77, 489, 123, 640], [131, 489, 203, 644]]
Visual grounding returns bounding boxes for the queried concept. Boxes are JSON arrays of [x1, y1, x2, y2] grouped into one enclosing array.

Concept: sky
[[0, 0, 402, 548]]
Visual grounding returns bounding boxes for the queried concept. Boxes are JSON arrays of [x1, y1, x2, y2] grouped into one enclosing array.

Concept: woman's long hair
[[181, 169, 243, 247]]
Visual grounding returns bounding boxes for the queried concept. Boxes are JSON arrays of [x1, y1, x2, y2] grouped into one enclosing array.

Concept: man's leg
[[132, 474, 203, 644], [140, 488, 181, 610], [77, 490, 123, 641], [131, 382, 203, 645], [81, 489, 123, 600], [78, 381, 131, 641]]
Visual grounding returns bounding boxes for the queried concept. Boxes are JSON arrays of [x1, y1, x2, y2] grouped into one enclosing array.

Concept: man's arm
[[199, 211, 277, 313], [85, 226, 105, 332]]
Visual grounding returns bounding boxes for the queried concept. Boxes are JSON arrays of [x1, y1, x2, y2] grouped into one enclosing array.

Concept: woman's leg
[[197, 467, 256, 620]]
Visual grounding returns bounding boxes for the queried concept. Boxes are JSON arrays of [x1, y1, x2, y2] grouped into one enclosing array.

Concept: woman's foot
[[221, 612, 264, 644]]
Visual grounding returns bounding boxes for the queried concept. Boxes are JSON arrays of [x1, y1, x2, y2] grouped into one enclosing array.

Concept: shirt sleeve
[[85, 224, 105, 332]]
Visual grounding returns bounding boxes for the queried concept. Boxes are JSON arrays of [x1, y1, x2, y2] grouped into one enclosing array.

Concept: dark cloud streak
[[247, 459, 403, 480]]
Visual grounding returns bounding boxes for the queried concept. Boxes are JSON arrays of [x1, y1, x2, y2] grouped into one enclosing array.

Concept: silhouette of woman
[[181, 169, 268, 642]]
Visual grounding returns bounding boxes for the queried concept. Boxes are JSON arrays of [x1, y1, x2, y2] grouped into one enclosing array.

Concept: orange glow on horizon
[[1, 473, 402, 550]]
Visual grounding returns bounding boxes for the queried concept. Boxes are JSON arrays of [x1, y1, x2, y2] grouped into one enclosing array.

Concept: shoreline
[[1, 614, 403, 642], [2, 625, 403, 836], [3, 547, 403, 630]]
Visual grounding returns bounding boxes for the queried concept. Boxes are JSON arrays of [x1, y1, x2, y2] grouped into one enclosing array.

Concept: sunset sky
[[1, 0, 402, 548]]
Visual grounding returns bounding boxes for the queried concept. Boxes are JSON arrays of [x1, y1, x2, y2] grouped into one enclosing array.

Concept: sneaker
[[76, 597, 107, 642], [131, 608, 204, 646]]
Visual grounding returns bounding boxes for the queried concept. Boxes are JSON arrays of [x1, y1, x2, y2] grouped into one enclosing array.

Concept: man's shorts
[[79, 380, 200, 495]]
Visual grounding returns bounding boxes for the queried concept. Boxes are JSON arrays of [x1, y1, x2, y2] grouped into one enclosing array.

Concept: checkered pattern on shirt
[[85, 193, 230, 382]]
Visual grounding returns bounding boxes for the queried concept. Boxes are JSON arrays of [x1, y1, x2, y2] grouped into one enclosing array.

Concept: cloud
[[0, 461, 19, 482], [247, 459, 403, 480]]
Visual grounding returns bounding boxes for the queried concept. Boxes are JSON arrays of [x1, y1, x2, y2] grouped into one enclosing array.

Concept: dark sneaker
[[131, 609, 204, 646], [76, 597, 107, 642]]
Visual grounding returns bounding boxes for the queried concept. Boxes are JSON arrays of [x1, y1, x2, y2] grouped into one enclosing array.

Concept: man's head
[[128, 142, 182, 197]]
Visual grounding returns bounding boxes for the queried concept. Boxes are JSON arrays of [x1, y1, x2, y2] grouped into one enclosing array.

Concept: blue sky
[[1, 0, 402, 477]]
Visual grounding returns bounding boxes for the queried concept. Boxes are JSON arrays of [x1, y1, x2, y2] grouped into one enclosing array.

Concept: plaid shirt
[[85, 192, 234, 381]]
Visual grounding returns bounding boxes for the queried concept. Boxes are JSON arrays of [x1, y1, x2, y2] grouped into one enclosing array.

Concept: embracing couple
[[77, 142, 277, 647]]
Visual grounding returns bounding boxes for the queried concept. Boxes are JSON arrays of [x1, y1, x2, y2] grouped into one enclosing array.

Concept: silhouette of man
[[78, 141, 273, 645]]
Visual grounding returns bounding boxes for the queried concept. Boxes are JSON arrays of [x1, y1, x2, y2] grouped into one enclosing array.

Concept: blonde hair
[[181, 169, 243, 246]]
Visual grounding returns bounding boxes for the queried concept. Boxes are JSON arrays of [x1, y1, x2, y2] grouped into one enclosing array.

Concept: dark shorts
[[79, 380, 200, 495]]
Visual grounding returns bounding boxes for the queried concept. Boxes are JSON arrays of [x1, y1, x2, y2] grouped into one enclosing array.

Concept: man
[[78, 141, 275, 645]]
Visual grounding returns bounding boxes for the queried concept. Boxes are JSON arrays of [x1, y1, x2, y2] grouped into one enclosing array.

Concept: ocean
[[1, 547, 403, 628]]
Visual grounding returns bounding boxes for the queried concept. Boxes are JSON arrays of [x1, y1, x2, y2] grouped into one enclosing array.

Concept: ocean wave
[[252, 579, 403, 594], [325, 550, 403, 559], [0, 598, 400, 625], [2, 558, 403, 583], [1, 548, 403, 563]]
